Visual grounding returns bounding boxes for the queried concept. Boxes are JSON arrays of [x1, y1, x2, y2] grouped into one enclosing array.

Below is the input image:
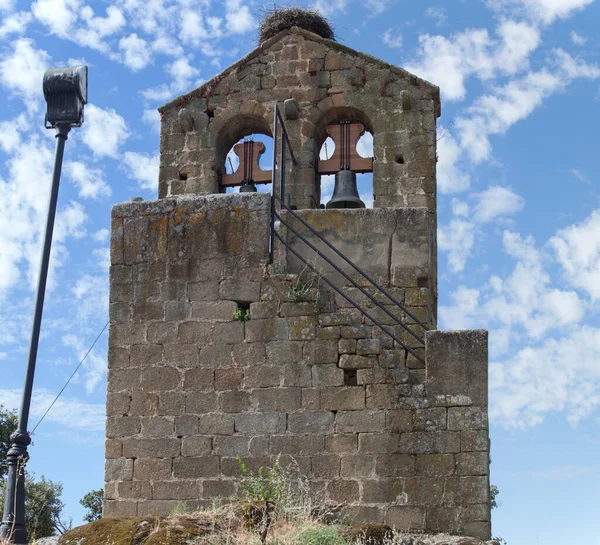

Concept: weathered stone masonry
[[104, 26, 491, 541]]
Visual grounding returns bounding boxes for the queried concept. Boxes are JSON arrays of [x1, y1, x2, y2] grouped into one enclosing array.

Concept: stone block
[[106, 393, 130, 417], [173, 456, 219, 478], [214, 368, 244, 390], [105, 458, 133, 482], [122, 438, 181, 458], [245, 318, 289, 342], [164, 344, 199, 367], [233, 343, 266, 365], [213, 435, 251, 456], [311, 455, 340, 478], [426, 330, 488, 408], [359, 433, 401, 454], [147, 323, 176, 345], [341, 455, 376, 478], [328, 480, 359, 503], [415, 454, 455, 477], [203, 480, 236, 498], [341, 325, 370, 339], [141, 366, 181, 391], [183, 368, 214, 390], [106, 416, 140, 438], [335, 410, 385, 433], [362, 479, 404, 503], [288, 411, 334, 434], [460, 430, 490, 452], [186, 391, 218, 415], [366, 384, 409, 409], [339, 355, 375, 370], [376, 454, 416, 477], [213, 321, 245, 344], [244, 365, 280, 388], [200, 344, 233, 367], [219, 279, 261, 302], [153, 480, 200, 500], [280, 302, 317, 317], [198, 413, 234, 434], [129, 391, 159, 417], [140, 416, 174, 437], [249, 301, 278, 319], [192, 301, 238, 321], [178, 321, 213, 344], [398, 431, 460, 454], [254, 387, 302, 411], [386, 506, 425, 531], [312, 364, 344, 387], [134, 458, 172, 480], [174, 415, 198, 435], [447, 407, 488, 431], [303, 340, 338, 364], [321, 387, 365, 411], [181, 436, 212, 457], [270, 434, 324, 455], [105, 439, 122, 458], [103, 500, 137, 517], [235, 413, 287, 434], [318, 326, 340, 340], [444, 476, 489, 505], [219, 390, 251, 413], [288, 315, 316, 340], [338, 339, 357, 354], [130, 344, 163, 367], [456, 452, 488, 476], [322, 434, 356, 455], [282, 363, 312, 387], [302, 388, 321, 410], [266, 341, 302, 363], [357, 338, 381, 356], [188, 281, 219, 301]]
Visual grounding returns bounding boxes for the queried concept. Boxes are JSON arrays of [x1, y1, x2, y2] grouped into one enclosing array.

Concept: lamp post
[[0, 66, 87, 544]]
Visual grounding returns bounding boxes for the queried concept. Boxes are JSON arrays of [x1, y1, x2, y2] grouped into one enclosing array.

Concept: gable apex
[[158, 26, 441, 117]]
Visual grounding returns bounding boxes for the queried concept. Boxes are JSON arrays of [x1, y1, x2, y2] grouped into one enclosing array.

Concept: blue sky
[[0, 0, 599, 543]]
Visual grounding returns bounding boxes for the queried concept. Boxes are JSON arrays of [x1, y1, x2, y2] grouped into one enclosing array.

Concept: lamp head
[[43, 66, 88, 128]]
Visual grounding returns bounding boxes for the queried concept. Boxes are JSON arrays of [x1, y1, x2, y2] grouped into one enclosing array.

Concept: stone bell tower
[[104, 19, 491, 540]]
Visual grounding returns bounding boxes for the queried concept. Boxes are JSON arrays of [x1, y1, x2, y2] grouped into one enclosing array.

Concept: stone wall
[[104, 193, 490, 539], [157, 27, 440, 213]]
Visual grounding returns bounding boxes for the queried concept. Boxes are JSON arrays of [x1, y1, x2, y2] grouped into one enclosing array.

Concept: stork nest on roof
[[258, 7, 335, 43]]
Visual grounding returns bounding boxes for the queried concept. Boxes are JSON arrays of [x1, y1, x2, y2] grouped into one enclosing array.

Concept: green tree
[[0, 473, 70, 539], [0, 405, 18, 480], [80, 488, 103, 522]]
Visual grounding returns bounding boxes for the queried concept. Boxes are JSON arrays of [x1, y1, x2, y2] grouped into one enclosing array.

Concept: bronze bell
[[239, 179, 257, 192], [326, 170, 365, 209]]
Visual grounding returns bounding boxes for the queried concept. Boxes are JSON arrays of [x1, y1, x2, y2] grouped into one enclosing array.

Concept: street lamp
[[0, 66, 87, 544]]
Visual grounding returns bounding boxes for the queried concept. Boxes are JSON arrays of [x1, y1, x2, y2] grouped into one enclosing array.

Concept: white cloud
[[570, 31, 587, 45], [425, 6, 447, 25], [180, 9, 207, 46], [455, 50, 600, 162], [141, 56, 200, 102], [142, 108, 160, 133], [440, 231, 584, 350], [0, 38, 50, 107], [405, 21, 540, 101], [119, 33, 151, 71], [73, 5, 125, 52], [225, 0, 256, 34], [437, 128, 471, 194], [66, 161, 112, 199], [32, 0, 80, 37], [382, 29, 403, 49], [472, 185, 524, 222], [550, 210, 600, 301], [487, 0, 595, 25], [81, 104, 129, 159], [122, 151, 159, 191], [490, 326, 600, 428], [0, 387, 105, 432], [0, 11, 32, 38], [438, 218, 476, 273], [92, 229, 109, 243]]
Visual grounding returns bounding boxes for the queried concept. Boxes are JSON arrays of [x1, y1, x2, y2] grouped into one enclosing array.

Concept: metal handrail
[[268, 103, 425, 362], [274, 208, 424, 345], [273, 230, 425, 364], [273, 193, 427, 331]]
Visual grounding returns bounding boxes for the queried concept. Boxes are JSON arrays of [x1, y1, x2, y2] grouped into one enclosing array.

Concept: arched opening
[[224, 133, 274, 194], [317, 115, 374, 208], [216, 114, 273, 193]]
